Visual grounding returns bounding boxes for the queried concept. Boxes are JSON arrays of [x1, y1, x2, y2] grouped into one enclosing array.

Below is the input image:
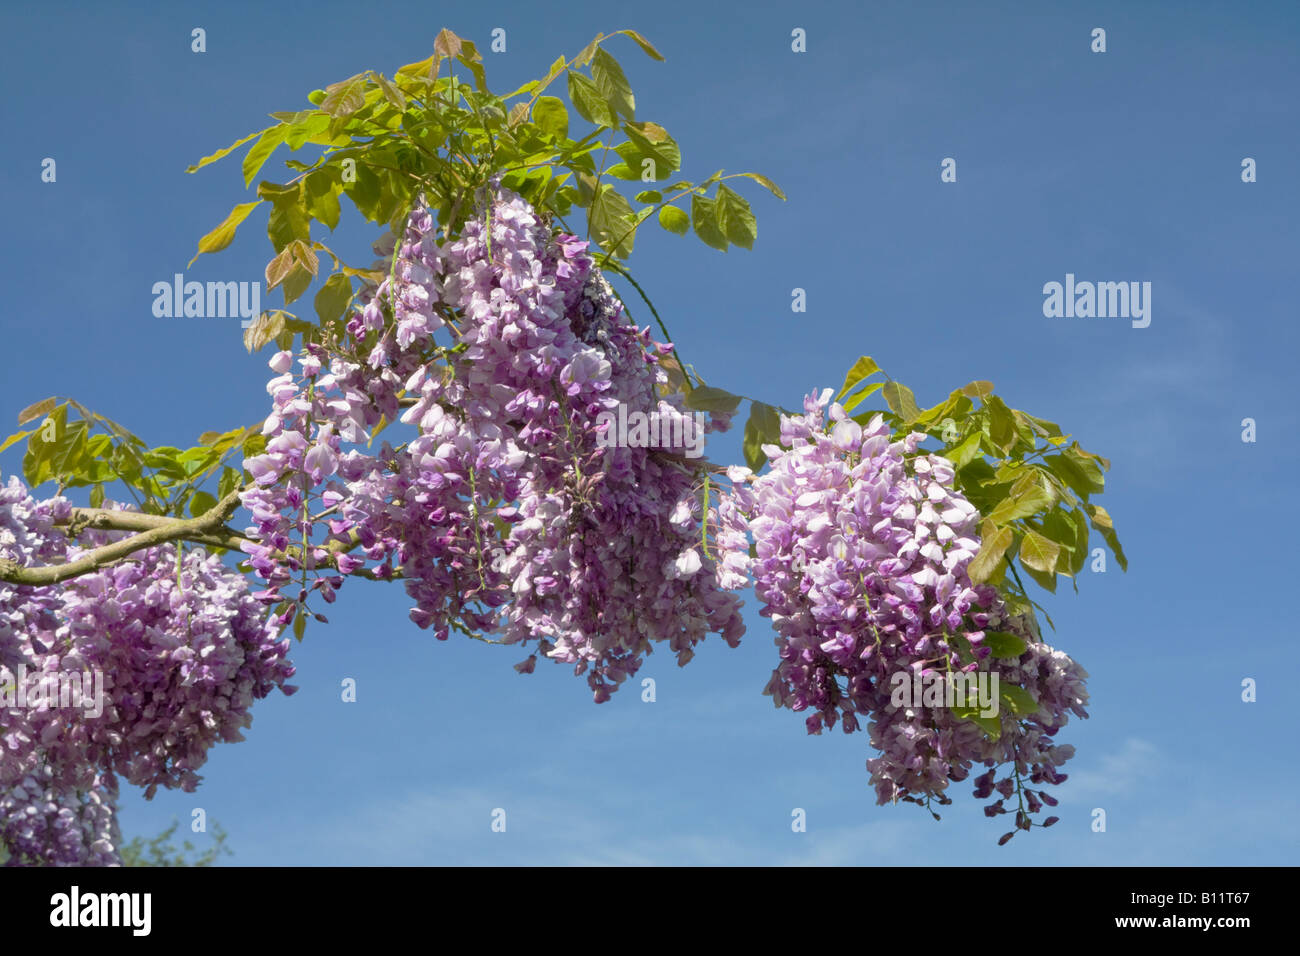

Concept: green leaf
[[836, 356, 880, 401], [572, 35, 602, 69], [714, 184, 756, 249], [282, 112, 330, 150], [1087, 504, 1128, 571], [22, 404, 66, 488], [314, 273, 353, 326], [743, 401, 781, 472], [186, 127, 269, 173], [1045, 448, 1105, 499], [842, 380, 884, 413], [49, 420, 88, 480], [89, 483, 105, 508], [987, 477, 1054, 525], [281, 266, 312, 306], [882, 381, 921, 422], [591, 48, 635, 121], [320, 74, 367, 117], [968, 524, 1013, 585], [684, 386, 742, 415], [959, 381, 995, 401], [1069, 508, 1090, 574], [622, 121, 680, 174], [188, 491, 218, 519], [587, 185, 635, 258], [983, 631, 1027, 659], [534, 96, 569, 139], [341, 162, 383, 222], [998, 684, 1041, 717], [243, 310, 286, 353], [984, 396, 1016, 453], [690, 195, 728, 251], [242, 127, 287, 188], [264, 183, 311, 253], [943, 432, 983, 470], [0, 430, 32, 455], [657, 204, 689, 236], [189, 201, 263, 267], [1018, 530, 1060, 576], [635, 189, 662, 203], [737, 171, 786, 200], [293, 611, 306, 641], [305, 170, 342, 231], [374, 72, 406, 110], [952, 706, 1001, 740], [1021, 562, 1058, 593], [218, 466, 241, 500], [1036, 511, 1080, 571], [619, 29, 665, 61], [567, 71, 614, 128]]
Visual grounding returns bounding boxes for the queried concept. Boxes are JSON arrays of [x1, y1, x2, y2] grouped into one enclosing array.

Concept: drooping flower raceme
[[239, 184, 743, 702], [712, 392, 1088, 827], [0, 477, 297, 866]]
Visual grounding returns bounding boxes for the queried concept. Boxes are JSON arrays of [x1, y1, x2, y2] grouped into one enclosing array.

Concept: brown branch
[[0, 486, 247, 587], [0, 483, 409, 586]]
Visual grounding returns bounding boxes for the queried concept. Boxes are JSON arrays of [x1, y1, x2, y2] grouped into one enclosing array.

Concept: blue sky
[[2, 0, 1297, 865]]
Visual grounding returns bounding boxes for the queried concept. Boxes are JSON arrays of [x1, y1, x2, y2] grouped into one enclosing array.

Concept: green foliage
[[822, 356, 1128, 658], [118, 821, 232, 867], [733, 350, 1127, 737], [185, 27, 784, 355], [0, 822, 231, 867], [1, 398, 259, 526]]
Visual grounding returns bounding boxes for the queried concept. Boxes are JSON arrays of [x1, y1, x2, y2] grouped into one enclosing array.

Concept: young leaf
[[998, 684, 1041, 717], [952, 706, 1001, 740], [1019, 530, 1061, 576], [882, 381, 921, 422], [189, 201, 263, 267], [743, 402, 782, 472], [591, 48, 635, 121], [714, 184, 756, 249], [684, 386, 742, 415], [943, 432, 983, 470], [186, 127, 270, 173], [657, 205, 689, 235], [567, 71, 614, 128], [17, 397, 58, 426], [188, 491, 218, 519], [738, 171, 786, 200], [619, 29, 665, 61], [242, 127, 287, 188], [587, 185, 635, 258], [836, 356, 881, 401], [314, 273, 354, 326], [319, 75, 367, 117], [690, 195, 728, 251], [986, 478, 1054, 525], [983, 631, 1027, 659], [534, 96, 569, 139], [968, 525, 1013, 584]]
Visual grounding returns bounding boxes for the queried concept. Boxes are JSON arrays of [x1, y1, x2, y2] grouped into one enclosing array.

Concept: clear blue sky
[[2, 0, 1297, 865]]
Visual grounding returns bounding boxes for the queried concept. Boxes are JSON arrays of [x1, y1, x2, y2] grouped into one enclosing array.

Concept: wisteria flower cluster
[[0, 477, 297, 865], [238, 184, 743, 702], [712, 391, 1088, 830]]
